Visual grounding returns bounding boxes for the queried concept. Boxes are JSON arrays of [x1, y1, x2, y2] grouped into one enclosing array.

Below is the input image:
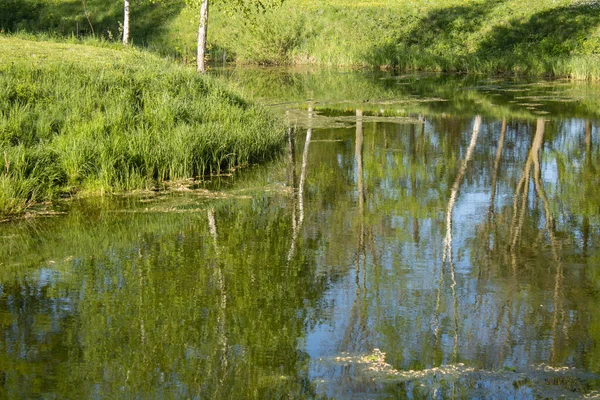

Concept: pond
[[1, 69, 599, 398]]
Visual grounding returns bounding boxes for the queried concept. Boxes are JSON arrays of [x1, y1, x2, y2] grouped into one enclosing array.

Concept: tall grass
[[0, 37, 286, 217]]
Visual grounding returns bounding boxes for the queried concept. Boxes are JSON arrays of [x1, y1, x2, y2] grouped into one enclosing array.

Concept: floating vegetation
[[517, 103, 544, 107], [284, 106, 422, 129], [326, 348, 476, 380], [314, 349, 600, 398]]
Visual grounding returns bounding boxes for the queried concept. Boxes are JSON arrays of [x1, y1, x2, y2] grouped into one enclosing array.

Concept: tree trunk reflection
[[583, 120, 592, 256], [343, 109, 370, 354], [434, 115, 481, 358], [287, 106, 312, 262], [207, 208, 228, 389], [489, 118, 507, 219]]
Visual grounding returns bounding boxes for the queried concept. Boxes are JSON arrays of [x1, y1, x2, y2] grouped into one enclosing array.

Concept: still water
[[1, 70, 599, 398]]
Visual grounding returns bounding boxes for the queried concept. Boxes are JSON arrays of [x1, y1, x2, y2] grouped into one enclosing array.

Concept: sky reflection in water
[[0, 70, 599, 398]]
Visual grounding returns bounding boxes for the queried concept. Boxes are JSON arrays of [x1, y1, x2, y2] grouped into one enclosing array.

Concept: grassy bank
[[3, 0, 600, 79], [0, 37, 286, 217], [210, 0, 600, 79]]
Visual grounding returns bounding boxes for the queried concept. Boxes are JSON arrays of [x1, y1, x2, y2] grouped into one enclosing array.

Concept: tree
[[197, 0, 209, 72], [193, 0, 285, 73], [123, 0, 130, 44]]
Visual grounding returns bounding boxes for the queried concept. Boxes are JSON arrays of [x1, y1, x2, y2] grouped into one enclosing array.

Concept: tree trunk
[[197, 0, 209, 72], [81, 0, 95, 37], [123, 0, 130, 44]]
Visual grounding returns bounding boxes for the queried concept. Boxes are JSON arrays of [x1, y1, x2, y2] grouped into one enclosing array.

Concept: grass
[[208, 0, 600, 79], [2, 0, 600, 78], [0, 37, 286, 217]]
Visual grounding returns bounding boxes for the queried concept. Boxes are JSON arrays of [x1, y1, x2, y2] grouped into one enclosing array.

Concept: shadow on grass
[[0, 0, 185, 49], [404, 0, 507, 52], [365, 0, 600, 73], [365, 0, 507, 68], [476, 3, 600, 59]]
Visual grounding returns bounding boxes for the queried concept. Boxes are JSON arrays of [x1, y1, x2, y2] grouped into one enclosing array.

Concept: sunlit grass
[[2, 0, 600, 78], [206, 0, 600, 79], [0, 37, 286, 217]]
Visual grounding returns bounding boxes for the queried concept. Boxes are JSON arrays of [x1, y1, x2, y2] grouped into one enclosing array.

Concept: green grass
[[0, 37, 286, 217], [2, 0, 600, 78], [208, 0, 600, 79]]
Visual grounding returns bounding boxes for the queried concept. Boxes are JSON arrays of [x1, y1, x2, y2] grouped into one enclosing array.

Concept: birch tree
[[197, 0, 209, 72], [123, 0, 130, 44], [122, 0, 163, 45], [192, 0, 285, 73]]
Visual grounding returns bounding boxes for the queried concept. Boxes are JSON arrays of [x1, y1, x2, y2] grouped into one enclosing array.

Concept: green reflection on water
[[218, 67, 600, 122], [0, 194, 327, 398], [1, 69, 600, 398]]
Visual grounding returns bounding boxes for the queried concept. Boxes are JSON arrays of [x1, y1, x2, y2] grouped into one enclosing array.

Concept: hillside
[[2, 0, 600, 78]]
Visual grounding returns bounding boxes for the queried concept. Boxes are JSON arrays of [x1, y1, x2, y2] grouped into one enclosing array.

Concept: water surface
[[1, 70, 599, 398]]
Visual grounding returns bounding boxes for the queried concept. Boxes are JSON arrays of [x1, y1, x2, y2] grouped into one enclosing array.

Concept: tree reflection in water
[[0, 92, 599, 398]]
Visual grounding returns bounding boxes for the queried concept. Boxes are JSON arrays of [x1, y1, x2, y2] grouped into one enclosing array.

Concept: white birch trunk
[[123, 0, 130, 45], [197, 0, 209, 72]]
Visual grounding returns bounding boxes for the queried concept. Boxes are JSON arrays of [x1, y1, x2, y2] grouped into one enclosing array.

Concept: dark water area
[[1, 69, 600, 398]]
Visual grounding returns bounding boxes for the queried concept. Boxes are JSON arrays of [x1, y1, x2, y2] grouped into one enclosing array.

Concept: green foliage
[[217, 0, 286, 15], [0, 37, 286, 217], [215, 10, 310, 65]]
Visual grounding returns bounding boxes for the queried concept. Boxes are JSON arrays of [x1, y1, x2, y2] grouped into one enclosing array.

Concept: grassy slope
[[0, 37, 286, 217], [2, 0, 600, 78], [209, 0, 600, 78]]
